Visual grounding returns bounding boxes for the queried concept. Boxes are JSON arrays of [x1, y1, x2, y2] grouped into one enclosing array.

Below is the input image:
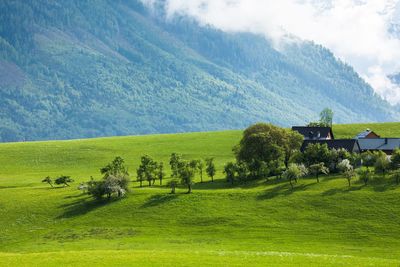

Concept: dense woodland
[[0, 0, 399, 142]]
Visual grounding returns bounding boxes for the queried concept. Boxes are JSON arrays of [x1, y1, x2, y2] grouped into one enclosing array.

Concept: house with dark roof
[[300, 139, 361, 154], [292, 126, 334, 140], [355, 129, 380, 139], [357, 138, 400, 155]]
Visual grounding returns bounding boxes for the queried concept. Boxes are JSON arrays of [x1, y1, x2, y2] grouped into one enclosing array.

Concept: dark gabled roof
[[300, 139, 361, 153], [355, 129, 380, 139], [292, 126, 334, 140], [358, 138, 400, 151]]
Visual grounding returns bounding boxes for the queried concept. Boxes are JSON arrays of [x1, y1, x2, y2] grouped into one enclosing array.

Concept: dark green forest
[[0, 0, 398, 142]]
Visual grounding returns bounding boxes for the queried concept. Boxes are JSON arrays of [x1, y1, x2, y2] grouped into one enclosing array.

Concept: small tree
[[374, 154, 390, 178], [137, 155, 158, 187], [358, 169, 372, 186], [178, 162, 195, 193], [100, 156, 128, 177], [303, 143, 331, 167], [390, 149, 400, 170], [338, 159, 354, 187], [361, 151, 375, 170], [157, 162, 165, 185], [168, 180, 178, 194], [309, 162, 329, 183], [42, 176, 54, 188], [283, 164, 307, 189], [55, 175, 73, 187], [169, 153, 182, 179], [205, 157, 216, 182], [198, 160, 205, 183], [224, 162, 236, 185], [320, 108, 334, 127]]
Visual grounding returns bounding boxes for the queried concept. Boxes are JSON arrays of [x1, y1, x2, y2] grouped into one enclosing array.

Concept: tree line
[[42, 121, 400, 200]]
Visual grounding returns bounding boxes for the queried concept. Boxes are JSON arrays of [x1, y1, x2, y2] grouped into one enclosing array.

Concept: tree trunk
[[49, 182, 54, 188], [211, 176, 214, 182], [107, 193, 111, 200], [171, 185, 176, 194], [187, 184, 192, 194], [148, 180, 151, 187], [140, 180, 143, 187], [289, 179, 294, 189], [316, 174, 319, 183], [200, 172, 203, 183], [160, 178, 162, 185], [347, 178, 351, 187]]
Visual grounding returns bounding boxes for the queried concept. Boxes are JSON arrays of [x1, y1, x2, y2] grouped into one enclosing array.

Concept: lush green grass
[[1, 122, 400, 266]]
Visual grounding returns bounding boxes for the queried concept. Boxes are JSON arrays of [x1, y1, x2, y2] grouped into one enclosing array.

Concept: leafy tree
[[42, 176, 53, 188], [338, 159, 354, 187], [390, 149, 400, 170], [87, 173, 130, 200], [303, 143, 331, 167], [205, 157, 216, 182], [344, 169, 356, 187], [283, 164, 307, 189], [320, 108, 334, 127], [235, 123, 285, 168], [309, 162, 329, 183], [358, 169, 372, 186], [55, 175, 73, 187], [100, 156, 128, 177], [224, 162, 237, 185], [197, 160, 205, 183], [283, 130, 304, 168], [374, 154, 390, 178], [361, 151, 375, 170], [168, 180, 178, 194], [178, 162, 195, 193], [137, 155, 158, 187], [329, 148, 351, 172], [157, 162, 165, 185], [169, 153, 182, 179]]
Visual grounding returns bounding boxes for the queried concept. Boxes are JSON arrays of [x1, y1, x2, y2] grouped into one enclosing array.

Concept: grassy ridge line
[[0, 250, 399, 267]]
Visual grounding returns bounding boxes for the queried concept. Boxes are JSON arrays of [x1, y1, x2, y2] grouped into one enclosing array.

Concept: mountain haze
[[0, 0, 397, 142]]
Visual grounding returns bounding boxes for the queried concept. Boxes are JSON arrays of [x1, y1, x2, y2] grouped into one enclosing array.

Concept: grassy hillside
[[1, 122, 400, 266]]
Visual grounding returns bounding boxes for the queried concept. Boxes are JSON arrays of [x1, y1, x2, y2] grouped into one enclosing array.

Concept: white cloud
[[142, 0, 400, 105]]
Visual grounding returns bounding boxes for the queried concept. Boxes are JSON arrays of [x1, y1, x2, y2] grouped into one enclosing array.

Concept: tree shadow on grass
[[56, 196, 121, 219], [257, 182, 314, 200], [140, 194, 179, 208], [321, 185, 364, 196]]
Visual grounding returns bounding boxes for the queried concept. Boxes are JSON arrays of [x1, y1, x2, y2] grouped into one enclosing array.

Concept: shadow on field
[[257, 182, 314, 200], [141, 194, 178, 208], [321, 185, 364, 196], [56, 196, 121, 219]]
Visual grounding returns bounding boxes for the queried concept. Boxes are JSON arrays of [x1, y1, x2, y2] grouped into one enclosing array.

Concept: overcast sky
[[143, 0, 400, 105]]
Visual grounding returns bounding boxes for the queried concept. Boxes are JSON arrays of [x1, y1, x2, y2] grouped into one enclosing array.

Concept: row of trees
[[42, 154, 218, 199], [136, 153, 216, 193], [42, 175, 73, 187]]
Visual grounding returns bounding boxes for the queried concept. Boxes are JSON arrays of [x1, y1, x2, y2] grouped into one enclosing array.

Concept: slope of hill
[[0, 123, 400, 266], [0, 0, 398, 142]]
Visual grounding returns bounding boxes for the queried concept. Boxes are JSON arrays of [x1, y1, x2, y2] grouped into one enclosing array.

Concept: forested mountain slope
[[0, 0, 397, 142]]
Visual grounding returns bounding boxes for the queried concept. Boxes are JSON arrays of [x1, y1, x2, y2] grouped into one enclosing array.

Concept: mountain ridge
[[0, 0, 398, 142]]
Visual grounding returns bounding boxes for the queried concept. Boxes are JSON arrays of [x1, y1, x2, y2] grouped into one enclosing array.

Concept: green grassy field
[[1, 122, 400, 266]]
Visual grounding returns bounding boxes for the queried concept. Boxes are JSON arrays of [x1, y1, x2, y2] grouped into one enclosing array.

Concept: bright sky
[[143, 0, 400, 105]]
